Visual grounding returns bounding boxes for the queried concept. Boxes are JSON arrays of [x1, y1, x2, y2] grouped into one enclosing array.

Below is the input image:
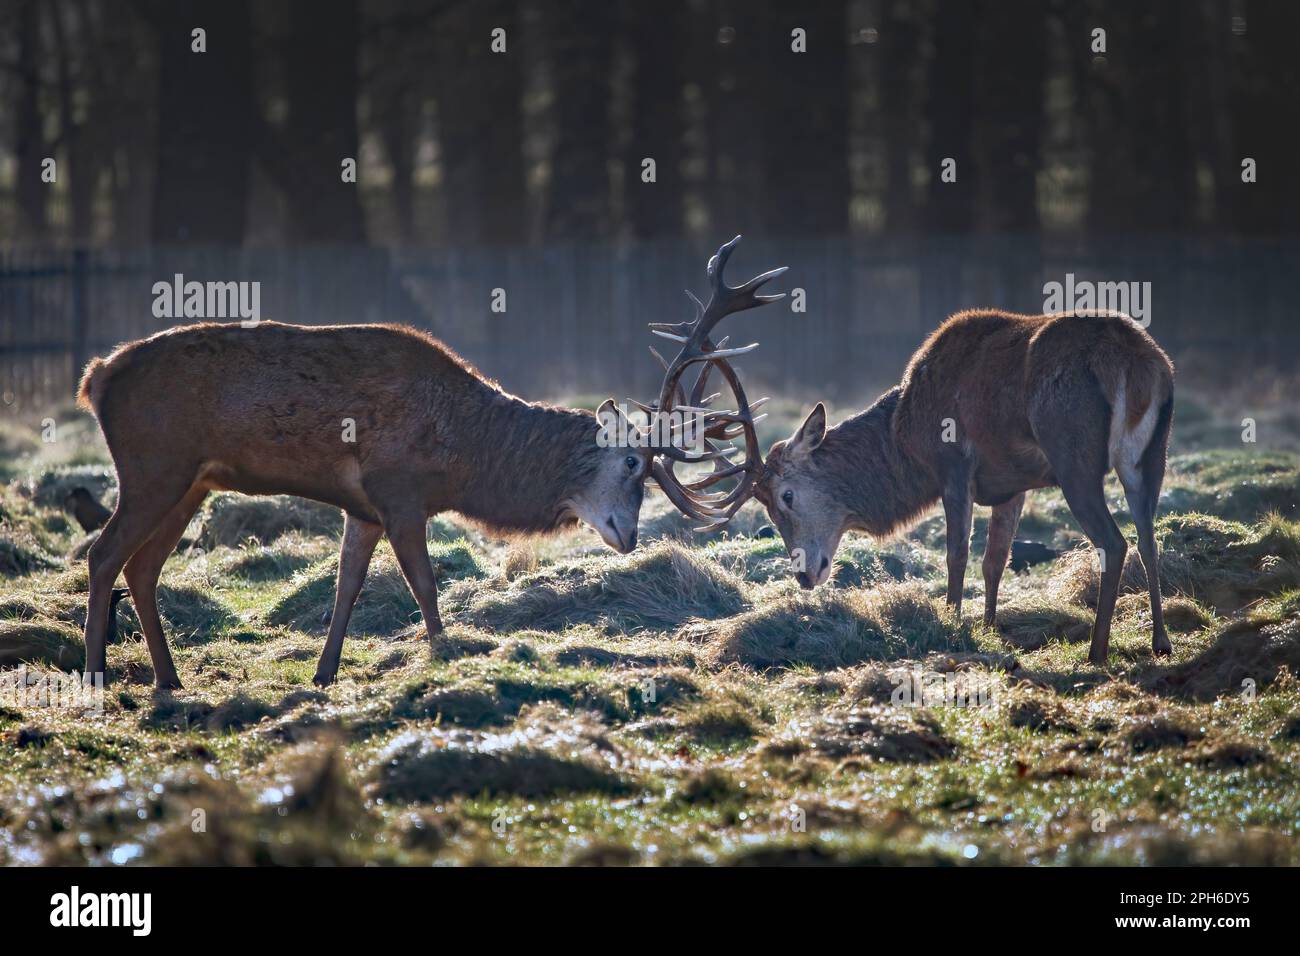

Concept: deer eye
[[781, 489, 795, 507], [625, 455, 639, 473]]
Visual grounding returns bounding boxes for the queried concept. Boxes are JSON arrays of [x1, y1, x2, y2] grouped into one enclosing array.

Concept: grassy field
[[1, 391, 1299, 866]]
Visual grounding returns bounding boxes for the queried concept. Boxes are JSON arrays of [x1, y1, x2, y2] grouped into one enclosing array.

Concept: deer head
[[749, 403, 852, 588], [565, 398, 653, 554]]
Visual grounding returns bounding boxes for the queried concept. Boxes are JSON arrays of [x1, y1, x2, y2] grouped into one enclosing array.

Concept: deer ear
[[595, 398, 624, 446], [788, 403, 827, 458]]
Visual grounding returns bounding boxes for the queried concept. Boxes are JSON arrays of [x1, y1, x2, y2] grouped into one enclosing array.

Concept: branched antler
[[635, 236, 787, 530]]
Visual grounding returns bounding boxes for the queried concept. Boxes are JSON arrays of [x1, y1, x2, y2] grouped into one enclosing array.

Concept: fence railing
[[1, 236, 1297, 416]]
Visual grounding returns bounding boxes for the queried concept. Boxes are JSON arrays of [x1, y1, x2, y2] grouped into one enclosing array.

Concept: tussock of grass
[[196, 493, 343, 549], [1162, 450, 1300, 521], [143, 692, 280, 733], [1068, 826, 1295, 866], [553, 644, 681, 669], [1140, 600, 1300, 701], [671, 767, 743, 804], [268, 541, 484, 635], [703, 536, 797, 584], [831, 538, 938, 588], [216, 534, 336, 582], [0, 534, 59, 576], [1192, 736, 1272, 768], [1052, 513, 1300, 612], [155, 586, 237, 640], [1161, 596, 1213, 632], [389, 665, 699, 730], [994, 598, 1093, 650], [636, 495, 768, 543], [0, 619, 83, 668], [703, 582, 977, 670], [1006, 687, 1079, 733], [1120, 713, 1205, 753], [763, 704, 956, 763], [368, 705, 635, 802], [21, 464, 117, 509], [138, 748, 372, 865], [703, 534, 936, 588], [267, 552, 416, 634], [669, 694, 765, 742], [453, 542, 747, 634]]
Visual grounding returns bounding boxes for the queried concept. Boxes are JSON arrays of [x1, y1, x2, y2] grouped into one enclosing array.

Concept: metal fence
[[2, 236, 1297, 416]]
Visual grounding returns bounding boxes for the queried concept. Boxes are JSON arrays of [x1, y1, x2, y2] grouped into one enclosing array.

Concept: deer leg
[[942, 477, 974, 615], [1032, 374, 1129, 665], [1122, 482, 1169, 656], [383, 511, 444, 643], [1119, 450, 1173, 661], [313, 513, 383, 686], [982, 492, 1025, 626], [84, 477, 195, 682], [121, 484, 208, 690], [1059, 479, 1126, 665]]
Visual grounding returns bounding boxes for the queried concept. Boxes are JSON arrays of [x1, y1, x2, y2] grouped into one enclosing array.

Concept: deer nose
[[625, 528, 638, 551], [796, 571, 815, 589]]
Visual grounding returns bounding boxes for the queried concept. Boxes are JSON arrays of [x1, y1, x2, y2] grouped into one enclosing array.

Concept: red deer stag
[[78, 322, 662, 688], [75, 240, 788, 690], [668, 308, 1175, 665]]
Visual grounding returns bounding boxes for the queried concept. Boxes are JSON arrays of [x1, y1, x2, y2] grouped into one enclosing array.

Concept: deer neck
[[450, 389, 600, 535], [824, 387, 940, 536]]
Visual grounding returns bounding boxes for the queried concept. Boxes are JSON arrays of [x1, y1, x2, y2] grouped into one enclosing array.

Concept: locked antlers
[[634, 236, 787, 529]]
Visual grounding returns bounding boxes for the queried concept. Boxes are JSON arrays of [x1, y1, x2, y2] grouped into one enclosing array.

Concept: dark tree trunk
[[151, 0, 253, 243], [879, 1, 923, 235], [15, 0, 47, 238], [437, 0, 528, 246], [758, 0, 849, 236], [924, 0, 976, 234], [278, 0, 365, 242], [1225, 0, 1300, 233], [379, 85, 417, 245], [621, 0, 686, 239], [50, 0, 97, 243], [975, 0, 1045, 234], [1083, 1, 1196, 234], [544, 0, 614, 240]]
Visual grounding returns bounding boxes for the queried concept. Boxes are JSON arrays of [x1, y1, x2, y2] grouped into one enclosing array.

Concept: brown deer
[[75, 241, 788, 690], [77, 322, 663, 688], [666, 308, 1175, 665]]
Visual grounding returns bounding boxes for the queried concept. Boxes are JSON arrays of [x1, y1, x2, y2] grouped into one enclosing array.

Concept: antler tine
[[637, 236, 788, 528], [699, 236, 790, 336], [650, 460, 722, 523], [647, 344, 688, 412]]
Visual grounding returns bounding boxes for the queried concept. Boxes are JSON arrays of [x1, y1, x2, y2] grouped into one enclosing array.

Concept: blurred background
[[0, 0, 1297, 419]]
